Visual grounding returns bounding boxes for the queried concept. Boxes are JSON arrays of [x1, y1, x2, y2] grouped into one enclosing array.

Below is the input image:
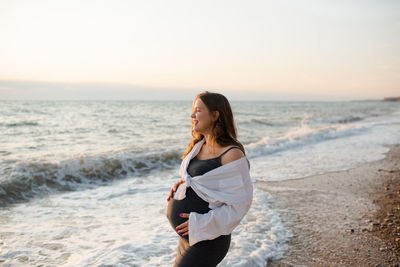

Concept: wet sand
[[258, 144, 400, 266]]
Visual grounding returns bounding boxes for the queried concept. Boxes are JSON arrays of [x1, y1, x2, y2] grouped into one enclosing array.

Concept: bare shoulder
[[220, 146, 245, 165]]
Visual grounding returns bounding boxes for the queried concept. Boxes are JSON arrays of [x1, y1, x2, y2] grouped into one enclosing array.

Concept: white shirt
[[172, 138, 253, 246]]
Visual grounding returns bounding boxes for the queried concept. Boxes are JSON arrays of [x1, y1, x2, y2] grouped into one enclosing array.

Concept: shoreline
[[258, 144, 400, 266]]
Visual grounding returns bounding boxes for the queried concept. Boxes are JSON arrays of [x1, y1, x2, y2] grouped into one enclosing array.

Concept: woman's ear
[[212, 111, 220, 122]]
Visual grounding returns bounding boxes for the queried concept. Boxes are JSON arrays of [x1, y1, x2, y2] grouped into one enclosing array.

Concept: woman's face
[[190, 98, 215, 134]]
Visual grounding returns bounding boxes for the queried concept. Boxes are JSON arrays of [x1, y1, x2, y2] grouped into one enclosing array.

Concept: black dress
[[166, 146, 240, 267]]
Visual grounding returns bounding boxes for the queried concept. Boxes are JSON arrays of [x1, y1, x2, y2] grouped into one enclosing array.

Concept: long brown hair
[[181, 91, 250, 168]]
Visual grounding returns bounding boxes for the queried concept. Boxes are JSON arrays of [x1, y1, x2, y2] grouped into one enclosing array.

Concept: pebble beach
[[262, 144, 400, 266]]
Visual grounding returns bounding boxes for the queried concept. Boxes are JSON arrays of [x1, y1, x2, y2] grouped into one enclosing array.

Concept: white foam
[[0, 171, 291, 266], [219, 187, 293, 266]]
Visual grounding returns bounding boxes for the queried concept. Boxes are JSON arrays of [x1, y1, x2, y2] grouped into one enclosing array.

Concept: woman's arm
[[188, 193, 253, 246]]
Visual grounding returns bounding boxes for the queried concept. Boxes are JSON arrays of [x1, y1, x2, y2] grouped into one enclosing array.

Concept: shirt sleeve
[[188, 188, 253, 246]]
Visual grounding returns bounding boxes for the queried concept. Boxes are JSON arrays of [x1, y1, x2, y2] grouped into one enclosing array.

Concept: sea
[[1, 100, 399, 266]]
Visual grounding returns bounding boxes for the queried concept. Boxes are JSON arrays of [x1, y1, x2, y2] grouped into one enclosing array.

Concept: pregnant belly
[[166, 186, 210, 239]]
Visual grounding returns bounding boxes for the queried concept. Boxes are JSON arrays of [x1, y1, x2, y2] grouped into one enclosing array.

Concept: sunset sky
[[0, 0, 399, 101]]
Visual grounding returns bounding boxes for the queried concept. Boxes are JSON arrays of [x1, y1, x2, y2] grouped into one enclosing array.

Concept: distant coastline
[[382, 96, 400, 102], [351, 97, 400, 102]]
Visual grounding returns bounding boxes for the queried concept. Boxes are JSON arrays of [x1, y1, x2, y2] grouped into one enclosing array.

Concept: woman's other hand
[[176, 213, 190, 236], [167, 179, 185, 201]]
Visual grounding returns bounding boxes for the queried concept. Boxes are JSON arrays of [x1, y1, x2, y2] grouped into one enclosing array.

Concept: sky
[[0, 0, 399, 101]]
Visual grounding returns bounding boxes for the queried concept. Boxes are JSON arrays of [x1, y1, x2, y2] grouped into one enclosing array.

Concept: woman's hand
[[176, 213, 190, 236], [167, 179, 185, 201]]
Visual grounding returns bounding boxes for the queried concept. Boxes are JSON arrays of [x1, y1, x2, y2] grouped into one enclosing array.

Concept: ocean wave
[[245, 118, 371, 158], [315, 115, 364, 126], [1, 121, 40, 127], [334, 116, 363, 124], [0, 150, 181, 206], [246, 119, 276, 126]]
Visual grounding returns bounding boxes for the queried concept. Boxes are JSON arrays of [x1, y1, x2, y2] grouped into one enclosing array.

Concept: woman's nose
[[190, 112, 195, 118]]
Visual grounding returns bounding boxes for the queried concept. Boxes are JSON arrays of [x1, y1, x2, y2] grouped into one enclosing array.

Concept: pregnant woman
[[166, 91, 253, 267]]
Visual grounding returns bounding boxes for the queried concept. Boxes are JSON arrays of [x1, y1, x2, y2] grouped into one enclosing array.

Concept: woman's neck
[[202, 134, 221, 154]]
